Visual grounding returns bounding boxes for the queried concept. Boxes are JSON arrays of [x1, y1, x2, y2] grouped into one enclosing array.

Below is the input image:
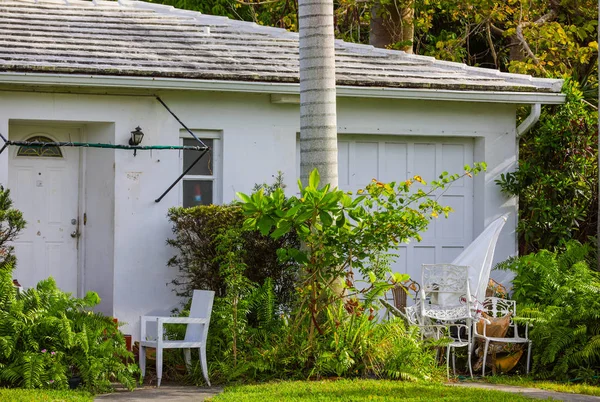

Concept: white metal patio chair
[[380, 299, 472, 378], [419, 264, 474, 378], [140, 290, 215, 387], [473, 297, 531, 376]]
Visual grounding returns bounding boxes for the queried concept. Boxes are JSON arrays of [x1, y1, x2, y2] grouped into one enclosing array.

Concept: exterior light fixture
[[129, 126, 144, 156]]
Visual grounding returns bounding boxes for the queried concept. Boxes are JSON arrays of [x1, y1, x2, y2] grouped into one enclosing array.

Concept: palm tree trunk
[[298, 0, 338, 188]]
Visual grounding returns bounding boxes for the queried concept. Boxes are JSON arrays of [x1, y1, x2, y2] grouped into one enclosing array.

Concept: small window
[[181, 136, 220, 207], [17, 136, 63, 158]]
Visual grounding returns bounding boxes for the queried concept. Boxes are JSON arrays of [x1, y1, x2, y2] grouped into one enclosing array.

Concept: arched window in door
[[16, 136, 63, 158]]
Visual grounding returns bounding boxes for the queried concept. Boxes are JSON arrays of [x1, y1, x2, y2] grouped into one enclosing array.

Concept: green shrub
[[0, 186, 139, 393], [496, 241, 600, 380], [167, 204, 299, 309], [496, 81, 598, 254], [238, 166, 485, 349]]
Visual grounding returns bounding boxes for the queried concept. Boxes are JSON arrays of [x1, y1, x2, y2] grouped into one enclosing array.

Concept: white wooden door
[[8, 125, 81, 295], [336, 135, 474, 286]]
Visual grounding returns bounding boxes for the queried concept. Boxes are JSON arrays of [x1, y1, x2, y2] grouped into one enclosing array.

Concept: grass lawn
[[208, 379, 535, 401], [482, 375, 600, 397], [0, 388, 93, 402]]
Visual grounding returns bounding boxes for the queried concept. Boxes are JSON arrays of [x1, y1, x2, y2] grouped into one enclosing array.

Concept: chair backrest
[[184, 290, 215, 343], [482, 297, 516, 317], [422, 264, 470, 307]]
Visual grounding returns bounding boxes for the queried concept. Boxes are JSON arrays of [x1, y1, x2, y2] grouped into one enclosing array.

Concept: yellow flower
[[357, 189, 364, 194], [432, 211, 439, 218], [405, 179, 413, 186], [413, 175, 424, 183]]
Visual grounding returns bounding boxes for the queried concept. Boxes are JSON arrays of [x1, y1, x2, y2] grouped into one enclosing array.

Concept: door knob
[[71, 231, 81, 239]]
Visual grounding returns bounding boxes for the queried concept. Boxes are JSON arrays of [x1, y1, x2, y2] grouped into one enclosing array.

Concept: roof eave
[[0, 72, 566, 105]]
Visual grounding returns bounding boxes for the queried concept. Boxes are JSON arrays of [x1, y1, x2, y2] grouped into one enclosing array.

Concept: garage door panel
[[442, 144, 467, 187], [338, 141, 350, 187], [442, 246, 464, 263], [420, 196, 437, 242], [441, 195, 467, 240], [414, 246, 436, 269], [413, 143, 437, 182], [391, 247, 408, 274], [382, 142, 408, 183], [353, 141, 379, 187]]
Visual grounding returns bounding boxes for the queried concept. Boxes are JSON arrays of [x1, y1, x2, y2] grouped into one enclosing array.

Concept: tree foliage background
[[150, 0, 599, 254]]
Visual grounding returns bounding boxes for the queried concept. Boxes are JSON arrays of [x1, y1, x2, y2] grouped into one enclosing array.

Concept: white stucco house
[[0, 0, 564, 339]]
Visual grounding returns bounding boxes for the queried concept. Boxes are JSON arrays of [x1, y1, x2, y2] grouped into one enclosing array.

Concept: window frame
[[179, 131, 222, 206]]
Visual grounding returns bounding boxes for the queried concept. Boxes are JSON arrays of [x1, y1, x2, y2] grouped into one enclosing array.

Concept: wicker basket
[[391, 280, 420, 310]]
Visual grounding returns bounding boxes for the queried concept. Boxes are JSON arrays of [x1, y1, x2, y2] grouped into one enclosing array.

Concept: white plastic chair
[[473, 297, 531, 376], [140, 290, 215, 387]]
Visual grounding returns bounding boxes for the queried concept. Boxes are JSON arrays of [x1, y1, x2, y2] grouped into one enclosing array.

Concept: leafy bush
[[221, 167, 484, 381], [496, 241, 600, 380], [0, 186, 139, 392], [238, 166, 485, 346], [0, 186, 25, 268], [167, 204, 299, 308], [496, 81, 598, 254]]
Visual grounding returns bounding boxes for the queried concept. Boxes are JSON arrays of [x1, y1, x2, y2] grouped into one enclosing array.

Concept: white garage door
[[337, 135, 473, 284], [298, 135, 474, 284]]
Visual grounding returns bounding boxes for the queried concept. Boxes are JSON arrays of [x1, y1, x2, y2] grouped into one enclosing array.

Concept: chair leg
[[446, 346, 451, 379], [467, 341, 473, 379], [156, 347, 163, 387], [139, 345, 146, 380], [183, 348, 192, 374], [452, 347, 457, 376], [200, 346, 210, 387], [482, 340, 490, 377], [526, 341, 532, 374]]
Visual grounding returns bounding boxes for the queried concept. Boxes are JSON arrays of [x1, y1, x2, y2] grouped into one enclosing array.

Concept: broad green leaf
[[319, 211, 333, 226], [257, 216, 274, 236], [308, 169, 320, 189], [236, 192, 252, 204]]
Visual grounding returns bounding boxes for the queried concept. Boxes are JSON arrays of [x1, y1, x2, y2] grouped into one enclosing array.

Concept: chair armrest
[[140, 316, 209, 341], [141, 316, 208, 324], [157, 317, 208, 324]]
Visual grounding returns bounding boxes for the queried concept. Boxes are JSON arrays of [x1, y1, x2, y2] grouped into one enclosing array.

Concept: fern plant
[[0, 186, 139, 392], [0, 272, 140, 391], [496, 241, 600, 380]]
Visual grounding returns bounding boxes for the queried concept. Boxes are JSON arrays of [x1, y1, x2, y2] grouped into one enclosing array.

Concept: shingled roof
[[0, 0, 562, 93]]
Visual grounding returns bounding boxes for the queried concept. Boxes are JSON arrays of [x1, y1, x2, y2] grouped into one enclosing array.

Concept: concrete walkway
[[450, 382, 600, 401], [95, 386, 223, 402]]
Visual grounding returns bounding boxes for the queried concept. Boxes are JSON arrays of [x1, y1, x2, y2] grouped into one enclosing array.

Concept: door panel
[[8, 125, 81, 295]]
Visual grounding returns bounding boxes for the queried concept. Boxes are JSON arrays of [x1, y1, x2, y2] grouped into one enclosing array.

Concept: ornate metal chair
[[419, 264, 474, 378], [473, 297, 531, 376]]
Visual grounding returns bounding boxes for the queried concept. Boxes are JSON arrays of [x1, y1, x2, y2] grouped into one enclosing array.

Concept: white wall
[[0, 89, 519, 339], [83, 123, 115, 316]]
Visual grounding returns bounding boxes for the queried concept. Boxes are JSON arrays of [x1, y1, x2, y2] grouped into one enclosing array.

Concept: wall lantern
[[129, 126, 144, 156]]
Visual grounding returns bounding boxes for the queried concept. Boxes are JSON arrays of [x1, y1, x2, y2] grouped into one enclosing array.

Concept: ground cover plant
[[0, 388, 93, 402], [208, 379, 535, 402], [0, 186, 140, 393]]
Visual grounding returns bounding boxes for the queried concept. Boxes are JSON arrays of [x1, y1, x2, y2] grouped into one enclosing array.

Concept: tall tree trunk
[[298, 0, 338, 188], [369, 0, 414, 53]]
